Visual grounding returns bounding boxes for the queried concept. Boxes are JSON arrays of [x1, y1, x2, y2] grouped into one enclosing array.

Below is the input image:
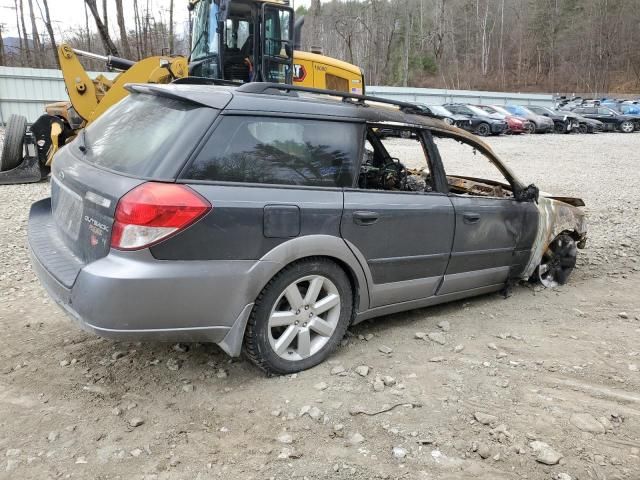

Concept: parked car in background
[[503, 105, 555, 133], [377, 104, 468, 137], [442, 104, 508, 136], [570, 113, 604, 133], [478, 105, 531, 134], [526, 105, 580, 134], [571, 106, 637, 133], [414, 104, 470, 126], [27, 82, 587, 374]]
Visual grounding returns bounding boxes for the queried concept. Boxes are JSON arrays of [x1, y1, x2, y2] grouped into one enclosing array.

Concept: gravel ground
[[1, 130, 640, 480]]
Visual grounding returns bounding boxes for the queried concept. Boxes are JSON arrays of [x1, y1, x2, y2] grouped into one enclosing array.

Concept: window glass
[[597, 107, 613, 115], [359, 127, 433, 192], [183, 116, 360, 187], [433, 135, 513, 198], [81, 94, 215, 178]]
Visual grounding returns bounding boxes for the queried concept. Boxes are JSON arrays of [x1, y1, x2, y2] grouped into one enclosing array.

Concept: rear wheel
[[0, 114, 27, 172], [554, 121, 566, 134], [536, 234, 577, 288], [475, 122, 491, 136], [620, 120, 634, 133], [578, 124, 588, 134], [243, 258, 353, 375]]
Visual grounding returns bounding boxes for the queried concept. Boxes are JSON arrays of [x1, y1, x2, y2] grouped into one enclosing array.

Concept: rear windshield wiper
[[78, 129, 89, 154]]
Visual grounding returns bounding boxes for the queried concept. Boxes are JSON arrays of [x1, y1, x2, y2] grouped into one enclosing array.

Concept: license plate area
[[52, 177, 83, 241]]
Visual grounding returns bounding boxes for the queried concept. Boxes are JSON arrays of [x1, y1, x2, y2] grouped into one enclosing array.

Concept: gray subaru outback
[[28, 82, 587, 374]]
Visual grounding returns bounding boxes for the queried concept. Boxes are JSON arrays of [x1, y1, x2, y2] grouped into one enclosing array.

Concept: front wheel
[[243, 259, 353, 375], [536, 234, 577, 288], [526, 122, 537, 134], [475, 122, 491, 136], [620, 121, 634, 133]]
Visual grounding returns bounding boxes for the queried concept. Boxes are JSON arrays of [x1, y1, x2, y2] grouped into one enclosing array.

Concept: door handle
[[353, 211, 379, 226], [463, 213, 481, 224]]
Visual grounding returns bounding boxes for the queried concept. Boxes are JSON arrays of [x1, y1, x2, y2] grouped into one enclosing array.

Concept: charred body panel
[[524, 196, 587, 279]]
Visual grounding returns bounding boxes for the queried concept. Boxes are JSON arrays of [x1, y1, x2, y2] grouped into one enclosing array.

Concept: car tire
[[620, 120, 634, 133], [475, 122, 491, 136], [578, 124, 588, 134], [554, 121, 568, 134], [535, 234, 577, 288], [526, 122, 536, 134], [0, 114, 27, 172], [243, 258, 353, 375]]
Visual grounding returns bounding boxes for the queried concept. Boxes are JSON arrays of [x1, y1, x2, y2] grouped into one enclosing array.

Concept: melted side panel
[[523, 196, 587, 278]]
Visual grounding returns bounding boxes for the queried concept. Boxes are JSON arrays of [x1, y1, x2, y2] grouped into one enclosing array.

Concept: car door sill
[[353, 283, 504, 324]]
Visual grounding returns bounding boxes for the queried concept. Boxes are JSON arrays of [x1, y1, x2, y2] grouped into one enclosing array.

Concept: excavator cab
[[189, 0, 293, 84]]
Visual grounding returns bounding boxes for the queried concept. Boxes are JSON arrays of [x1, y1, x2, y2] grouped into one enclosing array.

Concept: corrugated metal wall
[[366, 86, 554, 108], [0, 66, 116, 124], [1, 66, 555, 124]]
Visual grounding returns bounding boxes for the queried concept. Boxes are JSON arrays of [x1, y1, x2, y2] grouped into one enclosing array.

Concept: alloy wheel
[[267, 275, 341, 361]]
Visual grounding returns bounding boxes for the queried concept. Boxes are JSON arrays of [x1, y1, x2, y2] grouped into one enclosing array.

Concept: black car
[[527, 105, 580, 134], [569, 113, 604, 133], [414, 104, 470, 126], [571, 106, 637, 133], [443, 104, 508, 136]]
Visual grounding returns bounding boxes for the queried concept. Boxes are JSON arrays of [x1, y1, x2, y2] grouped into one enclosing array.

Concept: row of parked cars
[[382, 100, 640, 137]]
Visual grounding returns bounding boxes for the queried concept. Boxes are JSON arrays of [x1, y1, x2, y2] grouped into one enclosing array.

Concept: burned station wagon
[[28, 82, 587, 374]]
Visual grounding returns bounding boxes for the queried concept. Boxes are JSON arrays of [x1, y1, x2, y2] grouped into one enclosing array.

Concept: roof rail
[[236, 82, 429, 116], [172, 77, 242, 87]]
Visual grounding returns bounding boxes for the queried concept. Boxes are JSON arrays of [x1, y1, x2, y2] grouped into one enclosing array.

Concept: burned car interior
[[364, 124, 517, 199]]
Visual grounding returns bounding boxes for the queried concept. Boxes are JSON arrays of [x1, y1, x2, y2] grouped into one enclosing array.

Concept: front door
[[431, 134, 538, 294], [341, 127, 455, 308]]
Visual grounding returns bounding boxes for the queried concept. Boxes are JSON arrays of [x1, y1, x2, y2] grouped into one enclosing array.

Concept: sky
[[0, 0, 316, 40]]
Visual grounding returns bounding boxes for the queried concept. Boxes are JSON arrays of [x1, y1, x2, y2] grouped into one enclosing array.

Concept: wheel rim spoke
[[309, 317, 334, 337], [269, 311, 296, 327], [297, 328, 311, 357], [304, 277, 324, 305], [314, 293, 340, 315], [284, 283, 304, 310], [274, 325, 298, 355]]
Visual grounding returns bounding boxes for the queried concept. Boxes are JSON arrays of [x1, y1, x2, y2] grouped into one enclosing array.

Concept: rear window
[[182, 116, 360, 187], [80, 94, 216, 178]]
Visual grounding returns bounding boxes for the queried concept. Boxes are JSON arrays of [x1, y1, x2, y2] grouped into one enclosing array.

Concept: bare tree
[[36, 0, 59, 68], [102, 0, 108, 33], [115, 0, 133, 59], [18, 0, 32, 65], [0, 25, 5, 66], [84, 0, 119, 55], [26, 0, 42, 67], [169, 0, 174, 53]]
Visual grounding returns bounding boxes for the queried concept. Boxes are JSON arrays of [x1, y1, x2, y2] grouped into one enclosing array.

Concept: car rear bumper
[[28, 198, 261, 356]]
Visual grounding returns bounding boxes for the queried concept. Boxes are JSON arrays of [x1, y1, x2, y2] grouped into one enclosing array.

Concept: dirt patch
[[1, 131, 639, 479]]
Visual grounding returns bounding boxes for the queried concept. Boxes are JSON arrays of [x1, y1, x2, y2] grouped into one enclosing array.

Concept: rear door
[[340, 127, 455, 308], [169, 114, 361, 261]]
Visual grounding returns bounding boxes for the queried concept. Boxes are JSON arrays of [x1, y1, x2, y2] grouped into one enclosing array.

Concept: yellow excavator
[[0, 0, 364, 184]]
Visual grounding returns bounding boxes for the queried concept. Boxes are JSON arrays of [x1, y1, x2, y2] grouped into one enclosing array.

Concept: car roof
[[126, 82, 476, 134]]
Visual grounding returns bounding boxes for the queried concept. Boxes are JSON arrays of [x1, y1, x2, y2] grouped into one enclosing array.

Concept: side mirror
[[516, 184, 539, 203]]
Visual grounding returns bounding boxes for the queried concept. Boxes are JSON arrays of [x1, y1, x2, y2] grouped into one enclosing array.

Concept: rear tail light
[[111, 182, 211, 250]]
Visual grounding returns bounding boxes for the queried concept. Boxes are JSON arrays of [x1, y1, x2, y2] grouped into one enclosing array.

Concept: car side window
[[182, 116, 361, 187], [358, 126, 434, 193], [597, 107, 612, 115], [432, 134, 514, 199]]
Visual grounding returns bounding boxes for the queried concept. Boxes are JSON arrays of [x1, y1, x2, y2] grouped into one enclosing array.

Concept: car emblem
[[59, 170, 65, 180]]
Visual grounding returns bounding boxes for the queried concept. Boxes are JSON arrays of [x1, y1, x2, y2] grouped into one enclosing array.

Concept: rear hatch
[[45, 92, 219, 283]]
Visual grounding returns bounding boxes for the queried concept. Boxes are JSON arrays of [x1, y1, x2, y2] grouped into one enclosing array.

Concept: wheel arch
[[218, 236, 371, 358]]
